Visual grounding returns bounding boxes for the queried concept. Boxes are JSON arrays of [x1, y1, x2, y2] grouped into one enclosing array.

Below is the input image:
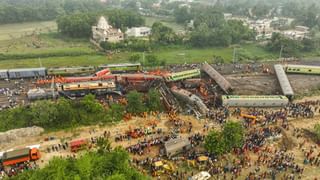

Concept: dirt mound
[[279, 127, 296, 150], [0, 126, 44, 145]]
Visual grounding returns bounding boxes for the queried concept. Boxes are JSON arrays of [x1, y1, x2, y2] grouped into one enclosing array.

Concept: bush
[[0, 95, 124, 132]]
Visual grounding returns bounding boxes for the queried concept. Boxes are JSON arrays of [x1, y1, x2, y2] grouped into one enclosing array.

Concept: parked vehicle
[[1, 148, 40, 166]]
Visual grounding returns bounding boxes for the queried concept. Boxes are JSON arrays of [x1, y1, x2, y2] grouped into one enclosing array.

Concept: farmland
[[0, 44, 278, 69], [0, 21, 57, 41]]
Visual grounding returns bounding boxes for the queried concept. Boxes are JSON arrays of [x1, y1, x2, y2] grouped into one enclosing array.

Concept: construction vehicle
[[197, 156, 209, 170], [151, 160, 176, 177], [240, 113, 257, 125], [1, 148, 41, 166]]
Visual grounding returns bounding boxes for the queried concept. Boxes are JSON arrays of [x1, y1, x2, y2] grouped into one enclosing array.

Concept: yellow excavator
[[240, 113, 257, 125], [152, 160, 176, 177]]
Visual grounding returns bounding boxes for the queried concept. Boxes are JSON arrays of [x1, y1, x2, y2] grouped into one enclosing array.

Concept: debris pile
[[0, 126, 44, 145]]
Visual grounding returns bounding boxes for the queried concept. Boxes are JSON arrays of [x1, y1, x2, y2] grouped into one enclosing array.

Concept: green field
[[0, 33, 94, 55], [0, 20, 316, 69], [0, 44, 278, 69], [0, 21, 57, 41]]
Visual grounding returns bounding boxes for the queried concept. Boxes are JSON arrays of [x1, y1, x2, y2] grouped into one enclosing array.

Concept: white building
[[92, 16, 124, 43], [125, 27, 151, 37], [281, 26, 309, 40]]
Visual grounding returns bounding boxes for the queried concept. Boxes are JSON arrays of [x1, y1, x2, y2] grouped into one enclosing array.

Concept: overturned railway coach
[[201, 62, 232, 94], [222, 95, 289, 107], [274, 64, 294, 99]]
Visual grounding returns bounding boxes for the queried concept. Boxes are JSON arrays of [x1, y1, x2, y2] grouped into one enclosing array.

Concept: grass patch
[[0, 21, 57, 41], [0, 44, 278, 68], [0, 33, 94, 55], [0, 54, 130, 69]]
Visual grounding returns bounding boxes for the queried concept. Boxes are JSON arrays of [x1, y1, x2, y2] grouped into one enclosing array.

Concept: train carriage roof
[[223, 95, 287, 99], [100, 63, 141, 68], [8, 68, 46, 72]]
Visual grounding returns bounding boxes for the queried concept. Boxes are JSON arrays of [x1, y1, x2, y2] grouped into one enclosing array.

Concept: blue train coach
[[8, 68, 46, 79]]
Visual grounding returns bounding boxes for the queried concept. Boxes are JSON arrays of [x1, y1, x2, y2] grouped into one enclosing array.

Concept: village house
[[125, 27, 151, 38], [92, 16, 124, 43]]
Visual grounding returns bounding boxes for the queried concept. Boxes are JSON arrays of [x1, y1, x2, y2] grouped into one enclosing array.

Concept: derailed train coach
[[284, 64, 320, 75], [274, 64, 294, 99], [0, 69, 8, 79], [8, 68, 46, 79], [222, 95, 289, 107], [47, 66, 96, 76], [0, 68, 47, 79]]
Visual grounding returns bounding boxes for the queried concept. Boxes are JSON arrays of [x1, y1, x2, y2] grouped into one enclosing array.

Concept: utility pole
[[38, 57, 42, 67], [279, 45, 284, 62], [142, 51, 145, 65], [232, 48, 236, 64]]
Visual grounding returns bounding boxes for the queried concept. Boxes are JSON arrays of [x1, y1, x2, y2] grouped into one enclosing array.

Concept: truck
[[2, 148, 40, 166], [70, 139, 88, 152]]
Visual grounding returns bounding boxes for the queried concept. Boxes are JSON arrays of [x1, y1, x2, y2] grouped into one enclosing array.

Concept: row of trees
[[0, 0, 106, 24], [0, 89, 163, 132], [173, 7, 256, 47], [57, 9, 145, 38], [204, 122, 244, 156], [266, 33, 320, 57], [0, 94, 124, 132], [190, 20, 255, 47], [12, 138, 147, 180]]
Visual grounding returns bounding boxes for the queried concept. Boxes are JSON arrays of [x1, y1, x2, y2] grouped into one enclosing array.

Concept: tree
[[222, 122, 244, 151], [146, 89, 162, 112], [302, 38, 318, 52], [97, 137, 112, 154], [129, 54, 141, 63], [145, 55, 160, 67], [108, 104, 124, 122], [174, 6, 192, 24], [126, 91, 145, 114], [57, 12, 98, 38], [106, 10, 145, 31], [151, 22, 178, 44], [267, 33, 303, 57], [193, 8, 224, 29], [204, 130, 226, 155], [11, 147, 148, 180]]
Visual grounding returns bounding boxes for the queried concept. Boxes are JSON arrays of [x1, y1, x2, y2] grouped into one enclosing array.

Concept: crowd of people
[[0, 161, 38, 179]]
